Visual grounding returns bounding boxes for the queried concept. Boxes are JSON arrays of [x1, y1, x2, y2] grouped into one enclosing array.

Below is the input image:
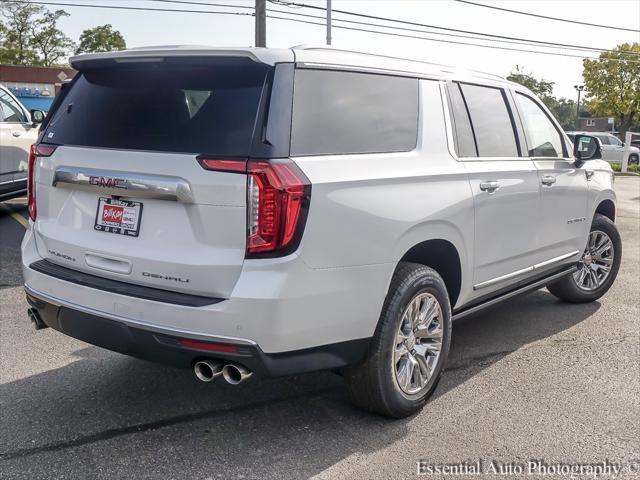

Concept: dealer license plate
[[94, 197, 142, 237]]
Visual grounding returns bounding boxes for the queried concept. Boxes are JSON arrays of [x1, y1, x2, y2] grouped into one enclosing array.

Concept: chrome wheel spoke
[[394, 342, 409, 362]]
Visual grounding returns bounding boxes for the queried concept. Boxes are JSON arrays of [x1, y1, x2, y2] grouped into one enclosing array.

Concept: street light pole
[[574, 84, 584, 129], [255, 0, 266, 47], [326, 0, 332, 45]]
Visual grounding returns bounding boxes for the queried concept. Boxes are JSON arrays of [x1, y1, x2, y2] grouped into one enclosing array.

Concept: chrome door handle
[[479, 181, 500, 192], [541, 175, 556, 186]]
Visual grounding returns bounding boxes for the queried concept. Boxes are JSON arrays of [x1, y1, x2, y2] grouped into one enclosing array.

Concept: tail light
[[197, 156, 311, 257], [246, 160, 311, 257], [27, 144, 56, 221]]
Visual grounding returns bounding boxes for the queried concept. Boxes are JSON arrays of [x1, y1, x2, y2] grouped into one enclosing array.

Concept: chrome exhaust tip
[[28, 308, 47, 330], [222, 363, 253, 385], [193, 360, 223, 382]]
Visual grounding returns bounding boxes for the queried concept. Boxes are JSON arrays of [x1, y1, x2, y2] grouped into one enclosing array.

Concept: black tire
[[629, 154, 639, 165], [343, 262, 452, 418], [547, 214, 621, 303]]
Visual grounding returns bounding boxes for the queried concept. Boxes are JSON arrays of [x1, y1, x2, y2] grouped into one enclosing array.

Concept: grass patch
[[610, 163, 639, 173]]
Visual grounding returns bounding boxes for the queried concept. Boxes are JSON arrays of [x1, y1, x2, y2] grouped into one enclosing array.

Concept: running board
[[452, 265, 577, 321]]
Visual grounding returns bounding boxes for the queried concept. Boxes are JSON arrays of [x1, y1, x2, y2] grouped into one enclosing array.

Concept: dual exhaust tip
[[193, 360, 252, 385]]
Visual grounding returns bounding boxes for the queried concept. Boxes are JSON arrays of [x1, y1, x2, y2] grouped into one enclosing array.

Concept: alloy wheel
[[393, 292, 443, 395], [573, 230, 614, 291]]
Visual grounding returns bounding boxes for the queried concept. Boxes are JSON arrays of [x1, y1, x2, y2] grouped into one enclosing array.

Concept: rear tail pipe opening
[[28, 308, 47, 330], [222, 363, 253, 385], [193, 360, 223, 382]]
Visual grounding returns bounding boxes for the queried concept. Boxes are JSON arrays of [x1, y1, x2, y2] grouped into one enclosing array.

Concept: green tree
[[75, 24, 126, 54], [507, 65, 554, 98], [583, 43, 640, 138], [0, 0, 73, 66], [506, 66, 579, 130], [0, 0, 41, 65], [30, 9, 74, 66]]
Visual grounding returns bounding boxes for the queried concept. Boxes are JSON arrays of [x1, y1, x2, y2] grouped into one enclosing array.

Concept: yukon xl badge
[[48, 250, 76, 262], [142, 271, 190, 283], [89, 176, 126, 189]]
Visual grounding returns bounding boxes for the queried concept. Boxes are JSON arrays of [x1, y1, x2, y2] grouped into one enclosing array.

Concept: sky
[[49, 0, 640, 100]]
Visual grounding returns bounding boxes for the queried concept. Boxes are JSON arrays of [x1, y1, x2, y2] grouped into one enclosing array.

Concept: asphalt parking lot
[[1, 178, 639, 479]]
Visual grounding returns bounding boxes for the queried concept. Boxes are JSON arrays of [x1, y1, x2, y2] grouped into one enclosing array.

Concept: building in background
[[577, 116, 615, 133], [0, 64, 77, 111]]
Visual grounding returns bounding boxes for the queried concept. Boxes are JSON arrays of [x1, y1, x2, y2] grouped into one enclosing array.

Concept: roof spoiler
[[70, 46, 293, 71]]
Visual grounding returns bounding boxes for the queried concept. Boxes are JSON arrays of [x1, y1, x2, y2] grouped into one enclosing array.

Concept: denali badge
[[89, 176, 126, 189], [142, 271, 190, 283], [567, 217, 586, 224]]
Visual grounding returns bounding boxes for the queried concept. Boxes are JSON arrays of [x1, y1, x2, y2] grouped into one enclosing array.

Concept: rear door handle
[[11, 131, 22, 137], [479, 181, 500, 192], [541, 175, 557, 186]]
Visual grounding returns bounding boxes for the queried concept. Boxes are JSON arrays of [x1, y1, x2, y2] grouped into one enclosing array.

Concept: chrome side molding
[[474, 250, 580, 290], [52, 166, 194, 203], [456, 265, 578, 321]]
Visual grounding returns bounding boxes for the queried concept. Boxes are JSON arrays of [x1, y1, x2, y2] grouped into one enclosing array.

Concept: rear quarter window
[[290, 69, 419, 156]]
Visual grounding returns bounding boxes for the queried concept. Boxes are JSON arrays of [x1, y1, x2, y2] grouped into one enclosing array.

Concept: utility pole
[[574, 84, 584, 130], [255, 0, 266, 47], [326, 0, 332, 45]]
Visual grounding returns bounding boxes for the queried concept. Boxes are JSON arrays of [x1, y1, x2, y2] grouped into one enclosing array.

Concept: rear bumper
[[25, 284, 370, 376], [22, 226, 392, 354]]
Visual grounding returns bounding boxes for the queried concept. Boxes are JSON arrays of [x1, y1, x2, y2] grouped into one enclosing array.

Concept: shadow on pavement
[[0, 200, 28, 290], [0, 288, 599, 478]]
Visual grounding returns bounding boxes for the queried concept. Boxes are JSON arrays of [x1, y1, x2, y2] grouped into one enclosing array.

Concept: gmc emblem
[[89, 176, 126, 189]]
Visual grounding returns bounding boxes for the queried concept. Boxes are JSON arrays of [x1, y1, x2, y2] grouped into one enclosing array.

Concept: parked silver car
[[0, 84, 45, 200], [567, 131, 639, 165]]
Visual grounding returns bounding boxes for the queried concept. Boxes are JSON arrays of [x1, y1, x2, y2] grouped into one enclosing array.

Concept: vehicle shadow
[[0, 289, 599, 479], [0, 200, 28, 290]]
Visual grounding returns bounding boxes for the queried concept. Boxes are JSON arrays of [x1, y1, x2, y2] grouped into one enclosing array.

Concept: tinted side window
[[291, 69, 418, 156], [515, 93, 564, 157], [459, 83, 519, 157], [447, 83, 477, 157], [0, 91, 27, 123]]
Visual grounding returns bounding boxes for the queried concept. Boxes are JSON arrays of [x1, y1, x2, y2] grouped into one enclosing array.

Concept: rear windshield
[[43, 59, 270, 155]]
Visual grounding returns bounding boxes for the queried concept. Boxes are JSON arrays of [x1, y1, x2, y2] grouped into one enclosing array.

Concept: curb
[[614, 172, 640, 177]]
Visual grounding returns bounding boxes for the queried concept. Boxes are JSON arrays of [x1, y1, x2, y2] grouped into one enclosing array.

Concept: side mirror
[[573, 134, 602, 166], [30, 109, 45, 125]]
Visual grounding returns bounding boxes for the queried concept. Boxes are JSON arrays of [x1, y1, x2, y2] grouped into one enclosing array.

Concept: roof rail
[[291, 44, 505, 80]]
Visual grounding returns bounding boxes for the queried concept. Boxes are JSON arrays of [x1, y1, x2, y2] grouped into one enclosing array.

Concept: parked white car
[[567, 131, 639, 165], [0, 84, 45, 200], [22, 46, 621, 417]]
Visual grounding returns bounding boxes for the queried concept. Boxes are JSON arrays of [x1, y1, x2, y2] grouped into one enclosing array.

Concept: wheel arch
[[594, 198, 616, 222], [398, 238, 463, 307]]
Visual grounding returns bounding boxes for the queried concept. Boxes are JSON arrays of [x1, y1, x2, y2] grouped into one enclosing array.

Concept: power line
[[454, 0, 640, 33], [10, 1, 640, 64], [255, 3, 640, 58], [268, 0, 640, 58], [7, 0, 254, 16], [265, 14, 640, 64], [150, 0, 253, 10]]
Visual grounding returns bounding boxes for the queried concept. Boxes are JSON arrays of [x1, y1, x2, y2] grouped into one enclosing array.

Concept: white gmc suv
[[21, 46, 621, 418]]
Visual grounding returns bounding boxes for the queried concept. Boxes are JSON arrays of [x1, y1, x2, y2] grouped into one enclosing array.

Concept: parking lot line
[[0, 204, 29, 229]]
